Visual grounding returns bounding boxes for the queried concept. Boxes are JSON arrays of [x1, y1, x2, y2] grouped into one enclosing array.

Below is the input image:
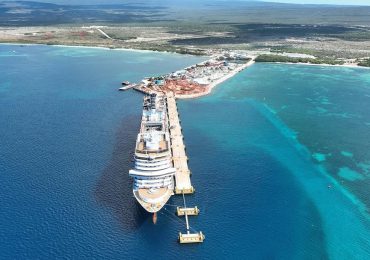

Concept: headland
[[123, 52, 255, 99], [1, 1, 370, 68]]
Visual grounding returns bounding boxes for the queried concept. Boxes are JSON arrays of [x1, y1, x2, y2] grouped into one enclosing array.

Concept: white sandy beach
[[274, 61, 370, 70], [176, 59, 256, 99]]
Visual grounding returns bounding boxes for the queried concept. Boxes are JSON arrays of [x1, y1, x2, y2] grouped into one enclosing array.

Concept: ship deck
[[134, 187, 173, 213], [138, 187, 168, 200], [166, 93, 194, 194], [136, 139, 168, 152]]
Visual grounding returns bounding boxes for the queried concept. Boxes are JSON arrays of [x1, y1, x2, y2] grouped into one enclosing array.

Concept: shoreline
[[175, 59, 256, 99], [267, 61, 370, 70], [132, 55, 256, 100], [171, 58, 369, 100], [3, 42, 369, 100], [0, 42, 203, 58], [2, 42, 369, 70]]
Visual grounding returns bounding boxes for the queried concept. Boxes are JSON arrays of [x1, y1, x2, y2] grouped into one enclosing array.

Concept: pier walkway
[[166, 93, 204, 243], [166, 93, 194, 195]]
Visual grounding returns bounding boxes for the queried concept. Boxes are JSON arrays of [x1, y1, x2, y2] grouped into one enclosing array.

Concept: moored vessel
[[129, 93, 176, 213]]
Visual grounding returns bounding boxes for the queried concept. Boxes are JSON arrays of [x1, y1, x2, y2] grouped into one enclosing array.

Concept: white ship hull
[[129, 93, 175, 213]]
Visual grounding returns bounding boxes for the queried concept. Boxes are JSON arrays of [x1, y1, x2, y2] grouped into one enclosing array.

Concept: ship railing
[[135, 148, 169, 154]]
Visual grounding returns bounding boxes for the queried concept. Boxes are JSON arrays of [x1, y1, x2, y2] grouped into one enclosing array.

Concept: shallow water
[[1, 45, 369, 259], [180, 63, 370, 258]]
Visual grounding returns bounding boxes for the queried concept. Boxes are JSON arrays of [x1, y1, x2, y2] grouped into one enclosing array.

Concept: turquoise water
[[217, 63, 370, 214], [1, 45, 370, 258], [179, 63, 370, 258]]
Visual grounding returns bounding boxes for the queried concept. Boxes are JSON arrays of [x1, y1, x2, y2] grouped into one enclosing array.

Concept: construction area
[[129, 54, 252, 98]]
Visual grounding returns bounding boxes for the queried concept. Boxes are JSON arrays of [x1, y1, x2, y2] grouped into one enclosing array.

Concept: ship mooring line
[[181, 191, 191, 233], [164, 203, 180, 207], [182, 192, 187, 208], [161, 209, 199, 233], [163, 207, 199, 232]]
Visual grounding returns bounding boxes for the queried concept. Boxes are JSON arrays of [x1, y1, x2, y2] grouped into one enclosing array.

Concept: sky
[[2, 0, 370, 6], [265, 0, 370, 5]]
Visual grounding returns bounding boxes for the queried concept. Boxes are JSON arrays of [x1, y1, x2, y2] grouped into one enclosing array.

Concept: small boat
[[121, 81, 130, 86], [119, 85, 131, 91], [119, 84, 136, 91]]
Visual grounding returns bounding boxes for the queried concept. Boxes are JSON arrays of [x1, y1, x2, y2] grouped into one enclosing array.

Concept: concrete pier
[[166, 93, 194, 194], [166, 92, 204, 243]]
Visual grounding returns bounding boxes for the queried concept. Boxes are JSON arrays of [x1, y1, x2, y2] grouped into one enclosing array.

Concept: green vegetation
[[1, 1, 369, 60], [2, 1, 370, 27], [255, 54, 344, 65], [331, 30, 370, 41], [270, 47, 324, 57], [358, 58, 370, 67]]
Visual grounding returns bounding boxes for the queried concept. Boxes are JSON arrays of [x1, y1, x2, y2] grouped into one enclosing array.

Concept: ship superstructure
[[129, 93, 176, 213]]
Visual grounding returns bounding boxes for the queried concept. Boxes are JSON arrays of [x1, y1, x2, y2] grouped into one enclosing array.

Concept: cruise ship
[[129, 93, 176, 213]]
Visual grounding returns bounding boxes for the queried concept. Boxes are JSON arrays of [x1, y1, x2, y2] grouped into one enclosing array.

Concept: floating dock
[[179, 232, 205, 244], [178, 193, 204, 244], [176, 206, 200, 216], [166, 93, 194, 194]]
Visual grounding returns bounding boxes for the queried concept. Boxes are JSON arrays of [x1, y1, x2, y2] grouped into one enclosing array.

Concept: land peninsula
[[1, 0, 370, 69], [125, 53, 255, 99]]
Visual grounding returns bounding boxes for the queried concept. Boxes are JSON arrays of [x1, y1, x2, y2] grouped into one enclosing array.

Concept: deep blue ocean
[[1, 44, 370, 259]]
